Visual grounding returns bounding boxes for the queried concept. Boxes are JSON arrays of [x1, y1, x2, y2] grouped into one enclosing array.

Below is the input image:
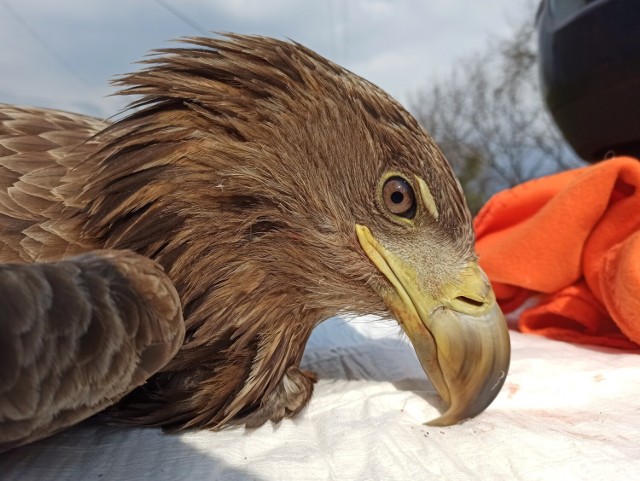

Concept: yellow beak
[[356, 224, 510, 426]]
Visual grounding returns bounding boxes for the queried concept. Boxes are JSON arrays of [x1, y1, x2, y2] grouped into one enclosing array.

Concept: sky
[[0, 0, 530, 118]]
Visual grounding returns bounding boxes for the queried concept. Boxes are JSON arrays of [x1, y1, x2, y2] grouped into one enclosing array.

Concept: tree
[[410, 4, 583, 213]]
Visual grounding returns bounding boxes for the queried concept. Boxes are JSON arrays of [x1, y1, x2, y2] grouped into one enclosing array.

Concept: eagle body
[[0, 35, 509, 450]]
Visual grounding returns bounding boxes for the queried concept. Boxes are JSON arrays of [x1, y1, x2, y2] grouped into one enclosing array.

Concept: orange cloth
[[474, 157, 640, 349]]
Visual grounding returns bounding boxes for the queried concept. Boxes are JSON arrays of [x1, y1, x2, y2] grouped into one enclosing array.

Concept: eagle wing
[[0, 106, 185, 451], [0, 250, 184, 452], [0, 103, 106, 262]]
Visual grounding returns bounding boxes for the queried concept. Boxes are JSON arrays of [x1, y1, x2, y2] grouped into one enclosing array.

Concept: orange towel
[[474, 157, 640, 349]]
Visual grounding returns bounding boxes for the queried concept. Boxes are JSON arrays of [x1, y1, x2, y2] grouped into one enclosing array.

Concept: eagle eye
[[382, 176, 416, 219]]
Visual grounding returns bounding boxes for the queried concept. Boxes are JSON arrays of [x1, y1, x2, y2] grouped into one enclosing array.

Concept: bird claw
[[242, 367, 317, 429]]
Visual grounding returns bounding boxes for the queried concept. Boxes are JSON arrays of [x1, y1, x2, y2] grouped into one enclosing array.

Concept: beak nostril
[[455, 296, 485, 308]]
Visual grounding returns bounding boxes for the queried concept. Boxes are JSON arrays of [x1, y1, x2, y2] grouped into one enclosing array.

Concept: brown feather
[[0, 250, 183, 451], [0, 35, 472, 432]]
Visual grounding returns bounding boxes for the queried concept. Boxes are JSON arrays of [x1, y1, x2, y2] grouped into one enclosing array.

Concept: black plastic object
[[536, 0, 640, 162]]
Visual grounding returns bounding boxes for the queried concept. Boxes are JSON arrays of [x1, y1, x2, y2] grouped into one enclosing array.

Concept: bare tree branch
[[410, 2, 584, 213]]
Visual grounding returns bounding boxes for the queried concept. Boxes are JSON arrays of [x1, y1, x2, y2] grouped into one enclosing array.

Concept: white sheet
[[2, 317, 639, 481]]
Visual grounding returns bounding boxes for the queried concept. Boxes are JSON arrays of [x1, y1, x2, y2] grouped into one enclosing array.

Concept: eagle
[[0, 35, 510, 451]]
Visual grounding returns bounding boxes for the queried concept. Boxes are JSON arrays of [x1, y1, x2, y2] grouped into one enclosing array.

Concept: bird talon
[[241, 367, 317, 429]]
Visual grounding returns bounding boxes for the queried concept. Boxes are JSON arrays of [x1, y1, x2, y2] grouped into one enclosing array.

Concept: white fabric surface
[[1, 317, 639, 481]]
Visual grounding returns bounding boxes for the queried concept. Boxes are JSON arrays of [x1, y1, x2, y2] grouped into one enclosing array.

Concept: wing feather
[[0, 250, 184, 452], [0, 103, 108, 263]]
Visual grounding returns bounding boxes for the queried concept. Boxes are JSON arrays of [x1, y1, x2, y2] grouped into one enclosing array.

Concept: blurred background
[[0, 0, 582, 211]]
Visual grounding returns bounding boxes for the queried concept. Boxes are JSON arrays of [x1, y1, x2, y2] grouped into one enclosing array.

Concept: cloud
[[0, 0, 526, 116]]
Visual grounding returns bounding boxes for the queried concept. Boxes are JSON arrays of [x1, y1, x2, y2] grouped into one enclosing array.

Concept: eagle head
[[79, 35, 510, 429]]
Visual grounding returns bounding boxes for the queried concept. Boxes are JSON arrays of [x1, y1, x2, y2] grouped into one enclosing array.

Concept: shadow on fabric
[[0, 420, 266, 481]]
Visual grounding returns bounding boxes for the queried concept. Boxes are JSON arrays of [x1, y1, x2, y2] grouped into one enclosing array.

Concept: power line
[[154, 0, 209, 36], [1, 0, 92, 88]]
